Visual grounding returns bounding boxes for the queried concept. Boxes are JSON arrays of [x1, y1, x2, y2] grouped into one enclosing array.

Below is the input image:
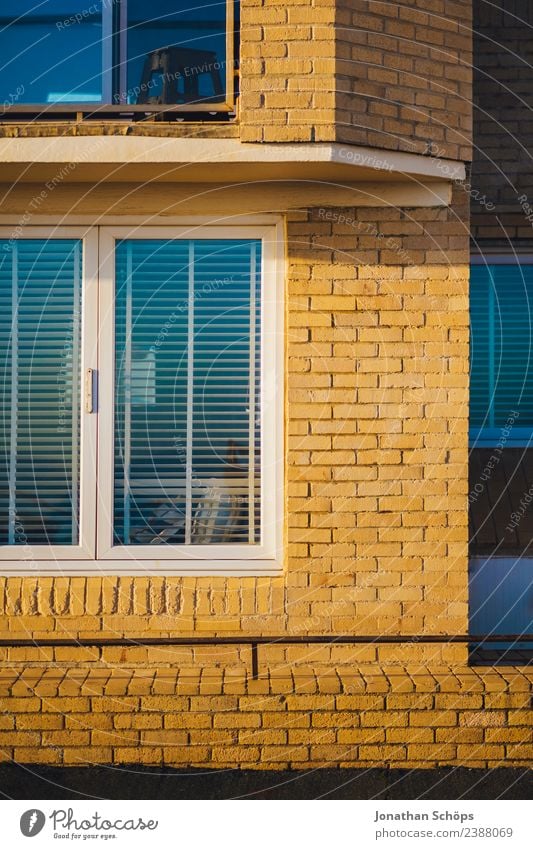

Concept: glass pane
[[0, 1, 104, 105], [113, 238, 261, 546], [470, 448, 533, 555], [470, 264, 533, 431], [0, 240, 82, 546], [125, 0, 228, 105]]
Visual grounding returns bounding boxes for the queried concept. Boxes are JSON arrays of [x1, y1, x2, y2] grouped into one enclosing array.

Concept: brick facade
[[239, 0, 471, 158], [239, 0, 337, 143], [0, 192, 470, 648], [2, 0, 524, 774], [0, 192, 483, 770]]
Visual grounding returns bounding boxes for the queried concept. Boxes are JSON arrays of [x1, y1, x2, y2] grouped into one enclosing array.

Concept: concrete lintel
[[0, 180, 452, 217]]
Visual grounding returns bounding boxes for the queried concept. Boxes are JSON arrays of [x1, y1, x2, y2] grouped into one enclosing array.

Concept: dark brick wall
[[336, 0, 472, 161], [471, 0, 533, 245]]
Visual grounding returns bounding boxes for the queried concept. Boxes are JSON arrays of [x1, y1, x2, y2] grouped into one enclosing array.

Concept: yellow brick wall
[[0, 182, 522, 769], [0, 187, 470, 651], [239, 0, 337, 142], [285, 190, 470, 643], [240, 0, 472, 158]]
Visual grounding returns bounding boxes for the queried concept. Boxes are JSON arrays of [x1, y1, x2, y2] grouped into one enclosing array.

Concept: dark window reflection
[[127, 0, 228, 105]]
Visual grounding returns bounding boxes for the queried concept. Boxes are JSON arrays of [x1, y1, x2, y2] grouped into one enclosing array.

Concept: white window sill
[[0, 559, 283, 577]]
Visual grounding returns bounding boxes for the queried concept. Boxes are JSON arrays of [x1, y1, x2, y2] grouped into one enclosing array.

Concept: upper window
[[0, 1, 238, 116], [469, 257, 533, 558], [469, 256, 533, 652], [470, 258, 533, 448], [0, 225, 282, 573]]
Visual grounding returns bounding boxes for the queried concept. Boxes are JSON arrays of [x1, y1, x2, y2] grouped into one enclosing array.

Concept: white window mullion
[[8, 244, 18, 545], [225, 0, 235, 107], [102, 0, 114, 103], [123, 242, 133, 544], [119, 0, 128, 103], [185, 241, 195, 545]]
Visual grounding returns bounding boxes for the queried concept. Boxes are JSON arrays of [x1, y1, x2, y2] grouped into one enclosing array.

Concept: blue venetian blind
[[470, 263, 533, 444], [0, 240, 82, 545], [113, 238, 261, 546]]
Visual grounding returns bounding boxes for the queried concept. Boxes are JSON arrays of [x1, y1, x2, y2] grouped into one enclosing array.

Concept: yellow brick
[[407, 744, 457, 761], [15, 747, 62, 764], [0, 731, 40, 746], [115, 747, 162, 765], [214, 714, 261, 729], [42, 731, 90, 746], [211, 746, 261, 763], [338, 729, 386, 744], [358, 745, 406, 761], [63, 747, 113, 764]]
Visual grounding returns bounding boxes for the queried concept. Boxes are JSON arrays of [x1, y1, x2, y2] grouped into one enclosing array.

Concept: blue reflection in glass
[[0, 1, 103, 104]]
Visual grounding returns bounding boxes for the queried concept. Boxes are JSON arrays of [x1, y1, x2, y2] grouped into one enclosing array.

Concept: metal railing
[[0, 634, 531, 678]]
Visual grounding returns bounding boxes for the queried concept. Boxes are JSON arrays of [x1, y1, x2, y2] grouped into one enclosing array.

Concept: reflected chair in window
[[191, 440, 248, 544], [128, 440, 250, 545], [137, 46, 224, 105]]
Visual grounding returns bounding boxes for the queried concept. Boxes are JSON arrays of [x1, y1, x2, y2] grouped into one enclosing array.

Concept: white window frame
[[0, 221, 284, 575], [0, 226, 98, 563]]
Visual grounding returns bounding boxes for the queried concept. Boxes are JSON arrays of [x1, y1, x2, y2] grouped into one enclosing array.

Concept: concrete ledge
[[0, 138, 466, 184]]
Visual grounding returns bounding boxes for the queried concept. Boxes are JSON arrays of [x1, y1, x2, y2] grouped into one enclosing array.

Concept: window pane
[[470, 263, 533, 433], [0, 240, 82, 546], [0, 1, 103, 105], [125, 0, 228, 105], [113, 239, 261, 546]]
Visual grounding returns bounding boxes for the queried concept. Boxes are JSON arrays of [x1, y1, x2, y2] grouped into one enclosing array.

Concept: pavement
[[0, 765, 531, 799]]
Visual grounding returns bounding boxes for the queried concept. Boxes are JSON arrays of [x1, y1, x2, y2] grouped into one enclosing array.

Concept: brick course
[[0, 665, 531, 768]]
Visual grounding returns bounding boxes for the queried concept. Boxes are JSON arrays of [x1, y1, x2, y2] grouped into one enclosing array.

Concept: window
[[0, 225, 282, 573], [469, 257, 533, 553], [0, 1, 238, 115], [469, 256, 533, 652]]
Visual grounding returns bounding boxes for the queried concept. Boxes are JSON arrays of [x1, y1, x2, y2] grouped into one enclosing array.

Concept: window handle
[[85, 368, 97, 413]]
